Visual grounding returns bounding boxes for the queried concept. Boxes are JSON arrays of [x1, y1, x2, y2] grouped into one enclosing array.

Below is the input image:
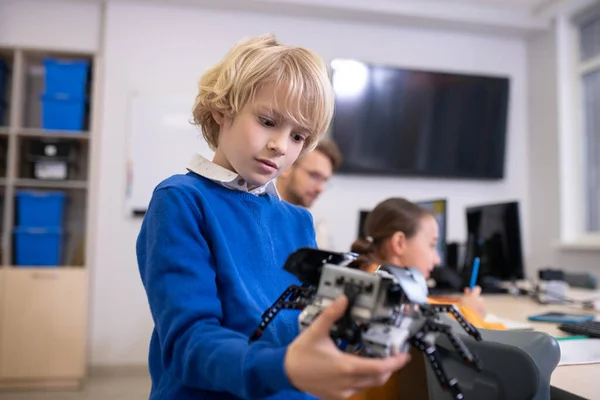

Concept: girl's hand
[[461, 286, 486, 318]]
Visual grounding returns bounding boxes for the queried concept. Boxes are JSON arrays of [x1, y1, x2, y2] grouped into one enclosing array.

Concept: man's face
[[280, 150, 333, 208]]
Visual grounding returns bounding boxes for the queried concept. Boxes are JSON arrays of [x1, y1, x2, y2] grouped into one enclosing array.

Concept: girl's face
[[398, 215, 441, 279]]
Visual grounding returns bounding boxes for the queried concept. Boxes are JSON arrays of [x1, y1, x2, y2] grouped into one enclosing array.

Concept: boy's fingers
[[309, 295, 348, 336], [472, 286, 482, 295], [350, 372, 394, 390], [374, 352, 412, 372], [341, 352, 411, 377]]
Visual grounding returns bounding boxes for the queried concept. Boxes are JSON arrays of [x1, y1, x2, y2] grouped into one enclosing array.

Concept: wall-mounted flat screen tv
[[330, 59, 510, 180]]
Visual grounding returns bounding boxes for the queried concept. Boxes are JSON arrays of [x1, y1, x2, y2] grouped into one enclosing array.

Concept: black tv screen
[[330, 59, 510, 179]]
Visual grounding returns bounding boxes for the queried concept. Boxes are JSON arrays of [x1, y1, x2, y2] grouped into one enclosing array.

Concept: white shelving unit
[[0, 46, 97, 390]]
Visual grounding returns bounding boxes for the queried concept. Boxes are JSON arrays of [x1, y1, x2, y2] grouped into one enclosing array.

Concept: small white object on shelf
[[34, 160, 67, 180]]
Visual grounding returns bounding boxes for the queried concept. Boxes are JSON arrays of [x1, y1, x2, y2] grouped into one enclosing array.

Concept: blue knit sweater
[[136, 172, 318, 400]]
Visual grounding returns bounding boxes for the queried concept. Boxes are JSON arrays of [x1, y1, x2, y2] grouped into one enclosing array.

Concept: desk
[[484, 291, 600, 399]]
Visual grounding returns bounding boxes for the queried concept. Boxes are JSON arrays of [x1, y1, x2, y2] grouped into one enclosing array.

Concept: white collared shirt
[[186, 153, 280, 199], [314, 217, 332, 250]]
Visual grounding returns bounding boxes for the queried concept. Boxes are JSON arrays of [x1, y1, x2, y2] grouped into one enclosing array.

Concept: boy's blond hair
[[192, 34, 334, 151]]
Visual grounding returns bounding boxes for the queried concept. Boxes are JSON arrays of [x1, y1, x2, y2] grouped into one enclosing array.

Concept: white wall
[[526, 26, 560, 273], [0, 0, 100, 51], [92, 0, 530, 365]]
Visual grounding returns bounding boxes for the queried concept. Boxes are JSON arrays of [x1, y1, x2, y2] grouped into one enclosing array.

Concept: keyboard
[[558, 320, 600, 338]]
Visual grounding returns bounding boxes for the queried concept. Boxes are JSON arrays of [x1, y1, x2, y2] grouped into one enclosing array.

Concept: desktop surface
[[483, 289, 599, 400]]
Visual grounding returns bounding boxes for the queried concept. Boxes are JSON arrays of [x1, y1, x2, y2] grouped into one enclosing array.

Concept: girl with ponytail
[[351, 198, 503, 327], [349, 198, 505, 400]]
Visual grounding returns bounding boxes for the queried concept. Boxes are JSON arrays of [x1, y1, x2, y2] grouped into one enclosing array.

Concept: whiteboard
[[126, 94, 214, 215]]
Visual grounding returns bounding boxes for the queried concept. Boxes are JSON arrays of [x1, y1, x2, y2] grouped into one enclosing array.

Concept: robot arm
[[250, 248, 483, 400]]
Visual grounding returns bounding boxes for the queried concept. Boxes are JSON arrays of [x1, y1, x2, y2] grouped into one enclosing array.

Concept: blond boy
[[137, 35, 409, 400]]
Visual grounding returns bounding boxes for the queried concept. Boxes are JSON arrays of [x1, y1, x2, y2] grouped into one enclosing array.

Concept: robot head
[[377, 264, 429, 305], [283, 248, 357, 285]]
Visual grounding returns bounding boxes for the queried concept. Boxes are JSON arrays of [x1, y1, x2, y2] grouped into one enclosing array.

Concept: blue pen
[[469, 257, 480, 289]]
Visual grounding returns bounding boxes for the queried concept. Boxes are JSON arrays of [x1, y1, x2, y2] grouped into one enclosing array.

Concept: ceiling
[[106, 0, 570, 34], [335, 0, 561, 14], [389, 0, 550, 7]]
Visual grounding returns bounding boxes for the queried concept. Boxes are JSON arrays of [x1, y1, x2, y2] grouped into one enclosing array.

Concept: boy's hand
[[284, 296, 411, 400], [461, 286, 486, 318]]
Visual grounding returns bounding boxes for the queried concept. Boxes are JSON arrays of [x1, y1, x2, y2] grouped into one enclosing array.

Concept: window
[[579, 10, 600, 232]]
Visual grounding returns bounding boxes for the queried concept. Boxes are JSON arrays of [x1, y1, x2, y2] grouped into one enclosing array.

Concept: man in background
[[277, 139, 342, 249]]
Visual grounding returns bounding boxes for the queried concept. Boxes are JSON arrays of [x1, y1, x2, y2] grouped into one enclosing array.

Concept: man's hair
[[314, 139, 342, 171], [192, 34, 335, 151]]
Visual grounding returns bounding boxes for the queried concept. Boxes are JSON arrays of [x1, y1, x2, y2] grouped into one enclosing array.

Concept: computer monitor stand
[[479, 276, 510, 294], [428, 268, 510, 295]]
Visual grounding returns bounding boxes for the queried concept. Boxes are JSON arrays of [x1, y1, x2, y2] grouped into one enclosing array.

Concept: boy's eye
[[259, 116, 275, 127], [291, 133, 306, 143]]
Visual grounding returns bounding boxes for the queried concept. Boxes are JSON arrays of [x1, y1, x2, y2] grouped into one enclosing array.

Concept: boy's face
[[212, 84, 309, 189]]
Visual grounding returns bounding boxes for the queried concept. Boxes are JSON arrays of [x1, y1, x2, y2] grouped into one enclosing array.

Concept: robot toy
[[249, 248, 483, 400]]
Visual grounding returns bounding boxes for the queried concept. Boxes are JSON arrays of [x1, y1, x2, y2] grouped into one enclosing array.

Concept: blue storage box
[[0, 100, 6, 125], [44, 58, 89, 97], [0, 59, 7, 101], [14, 227, 62, 266], [16, 190, 66, 227], [41, 94, 86, 131]]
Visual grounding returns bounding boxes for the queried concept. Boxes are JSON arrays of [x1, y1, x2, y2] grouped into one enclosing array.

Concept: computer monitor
[[357, 210, 370, 240], [356, 199, 447, 267], [464, 201, 524, 281], [416, 199, 447, 268]]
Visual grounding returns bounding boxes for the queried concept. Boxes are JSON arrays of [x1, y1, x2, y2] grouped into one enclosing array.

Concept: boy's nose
[[267, 133, 288, 156]]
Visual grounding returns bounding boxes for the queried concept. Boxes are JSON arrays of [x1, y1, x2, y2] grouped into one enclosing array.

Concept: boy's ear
[[212, 111, 225, 126]]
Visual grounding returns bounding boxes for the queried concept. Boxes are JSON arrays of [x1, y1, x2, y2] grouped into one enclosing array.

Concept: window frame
[[558, 6, 600, 250], [580, 46, 600, 232]]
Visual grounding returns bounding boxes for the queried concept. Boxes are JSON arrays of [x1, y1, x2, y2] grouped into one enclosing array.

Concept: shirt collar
[[187, 153, 280, 199]]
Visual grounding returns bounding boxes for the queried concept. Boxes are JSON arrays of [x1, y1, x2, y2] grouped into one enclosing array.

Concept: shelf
[[0, 45, 94, 387], [14, 179, 87, 190], [17, 129, 90, 141], [6, 266, 84, 269]]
